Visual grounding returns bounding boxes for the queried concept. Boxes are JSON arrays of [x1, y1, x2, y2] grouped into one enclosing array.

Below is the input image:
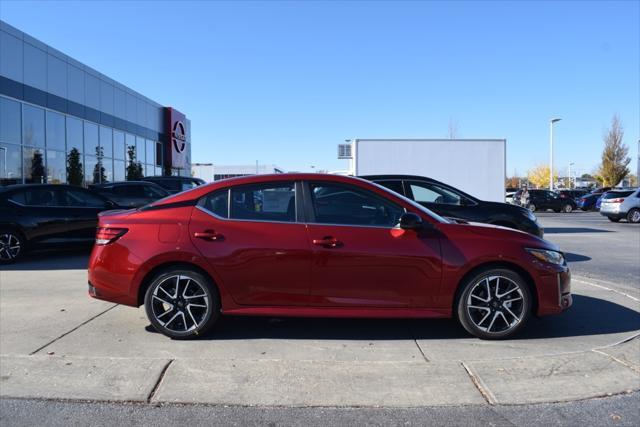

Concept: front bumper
[[535, 264, 572, 316]]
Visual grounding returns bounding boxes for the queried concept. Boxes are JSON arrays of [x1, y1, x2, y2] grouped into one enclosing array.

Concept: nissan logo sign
[[172, 121, 186, 153]]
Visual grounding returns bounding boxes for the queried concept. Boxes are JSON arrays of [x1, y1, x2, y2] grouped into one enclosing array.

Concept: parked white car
[[599, 188, 640, 223]]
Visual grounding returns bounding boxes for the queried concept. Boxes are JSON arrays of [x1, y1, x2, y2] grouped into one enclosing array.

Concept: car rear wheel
[[563, 204, 573, 213], [457, 268, 531, 340], [528, 204, 536, 212], [0, 229, 24, 264], [144, 268, 219, 339], [608, 217, 620, 223], [627, 208, 640, 224]]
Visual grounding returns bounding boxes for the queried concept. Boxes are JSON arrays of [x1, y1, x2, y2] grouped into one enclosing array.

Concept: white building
[[192, 163, 284, 183]]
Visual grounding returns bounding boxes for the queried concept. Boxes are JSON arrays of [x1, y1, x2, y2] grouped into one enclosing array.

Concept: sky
[[1, 0, 638, 177]]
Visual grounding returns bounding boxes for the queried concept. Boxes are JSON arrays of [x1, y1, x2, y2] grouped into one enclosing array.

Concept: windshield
[[367, 180, 451, 224]]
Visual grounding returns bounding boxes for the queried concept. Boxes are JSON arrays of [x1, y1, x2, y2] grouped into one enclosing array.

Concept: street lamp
[[549, 118, 562, 190], [568, 162, 575, 189]]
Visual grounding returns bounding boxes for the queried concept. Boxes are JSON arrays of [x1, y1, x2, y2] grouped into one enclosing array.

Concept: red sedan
[[88, 174, 571, 340]]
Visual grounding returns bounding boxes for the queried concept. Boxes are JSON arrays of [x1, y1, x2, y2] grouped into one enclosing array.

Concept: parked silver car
[[599, 188, 640, 223]]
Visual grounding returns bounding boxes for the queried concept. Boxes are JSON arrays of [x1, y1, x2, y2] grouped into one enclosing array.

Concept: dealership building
[[0, 20, 191, 186]]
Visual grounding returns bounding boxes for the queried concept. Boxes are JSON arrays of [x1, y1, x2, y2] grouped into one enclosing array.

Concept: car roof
[[0, 183, 83, 192], [150, 173, 389, 206], [91, 181, 163, 187]]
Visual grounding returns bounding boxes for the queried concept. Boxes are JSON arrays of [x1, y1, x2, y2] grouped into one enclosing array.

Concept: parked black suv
[[516, 189, 575, 213], [0, 184, 116, 263], [141, 176, 205, 194], [361, 175, 543, 237], [89, 181, 169, 208]]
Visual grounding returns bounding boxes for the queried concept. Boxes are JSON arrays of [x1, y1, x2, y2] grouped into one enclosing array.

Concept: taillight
[[579, 198, 585, 202], [95, 227, 128, 245], [608, 198, 625, 203]]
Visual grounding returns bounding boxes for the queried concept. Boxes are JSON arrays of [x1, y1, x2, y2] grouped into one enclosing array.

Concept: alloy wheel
[[563, 204, 573, 213], [466, 275, 525, 334], [528, 204, 536, 212], [0, 233, 21, 262], [629, 209, 640, 224], [150, 274, 211, 333]]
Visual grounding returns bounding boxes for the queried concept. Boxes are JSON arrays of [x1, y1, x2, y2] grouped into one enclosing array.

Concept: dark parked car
[[515, 189, 575, 213], [577, 193, 601, 211], [557, 189, 587, 202], [89, 181, 169, 208], [0, 184, 116, 263], [361, 175, 543, 237], [141, 176, 205, 194], [88, 173, 571, 340]]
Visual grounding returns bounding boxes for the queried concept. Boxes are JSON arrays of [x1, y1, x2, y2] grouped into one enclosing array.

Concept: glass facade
[[0, 94, 162, 186]]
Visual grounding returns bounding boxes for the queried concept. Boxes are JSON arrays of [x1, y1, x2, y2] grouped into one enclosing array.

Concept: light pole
[[549, 118, 562, 190], [568, 162, 574, 189]]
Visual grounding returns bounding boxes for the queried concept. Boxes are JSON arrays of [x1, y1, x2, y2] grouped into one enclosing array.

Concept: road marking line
[[572, 277, 640, 303]]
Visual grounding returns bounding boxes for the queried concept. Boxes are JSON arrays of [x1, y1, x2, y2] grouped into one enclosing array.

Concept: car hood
[[450, 220, 559, 251]]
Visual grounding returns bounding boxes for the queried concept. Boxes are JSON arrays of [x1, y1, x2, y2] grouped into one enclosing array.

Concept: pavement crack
[[461, 361, 497, 405], [592, 349, 640, 374], [29, 304, 118, 355], [413, 339, 429, 363], [147, 359, 174, 403]]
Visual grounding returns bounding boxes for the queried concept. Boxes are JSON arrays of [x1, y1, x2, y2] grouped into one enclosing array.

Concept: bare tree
[[598, 114, 630, 186], [447, 118, 459, 139]]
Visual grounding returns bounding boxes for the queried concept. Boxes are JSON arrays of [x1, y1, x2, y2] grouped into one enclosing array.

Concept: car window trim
[[303, 180, 406, 229]]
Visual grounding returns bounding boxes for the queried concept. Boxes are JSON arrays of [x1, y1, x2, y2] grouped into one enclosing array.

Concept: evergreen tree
[[67, 148, 84, 186], [93, 146, 107, 184], [30, 150, 46, 183], [126, 145, 143, 180]]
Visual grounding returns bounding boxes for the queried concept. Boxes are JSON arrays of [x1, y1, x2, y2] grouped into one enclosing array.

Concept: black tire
[[144, 268, 220, 339], [607, 217, 620, 223], [0, 228, 25, 264], [627, 208, 640, 224], [456, 268, 532, 340], [563, 204, 573, 213]]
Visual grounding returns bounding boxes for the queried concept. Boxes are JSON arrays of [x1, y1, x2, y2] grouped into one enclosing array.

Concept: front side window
[[230, 182, 295, 222], [409, 182, 464, 205], [13, 188, 64, 206], [309, 182, 404, 227]]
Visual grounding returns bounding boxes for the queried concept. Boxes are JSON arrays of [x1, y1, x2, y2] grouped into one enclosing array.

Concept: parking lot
[[1, 212, 639, 413]]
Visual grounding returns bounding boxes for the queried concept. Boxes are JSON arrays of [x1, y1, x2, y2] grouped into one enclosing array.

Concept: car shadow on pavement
[[565, 252, 592, 262], [0, 249, 90, 271], [180, 294, 639, 341], [544, 227, 612, 234]]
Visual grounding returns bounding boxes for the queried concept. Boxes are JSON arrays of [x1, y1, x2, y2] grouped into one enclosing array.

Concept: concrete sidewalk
[[1, 254, 639, 407]]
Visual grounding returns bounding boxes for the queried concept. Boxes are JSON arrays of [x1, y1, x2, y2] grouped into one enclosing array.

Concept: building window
[[102, 158, 113, 183], [46, 111, 66, 151], [0, 143, 22, 185], [0, 97, 21, 145], [22, 104, 45, 148], [84, 155, 97, 185], [155, 142, 162, 167], [114, 130, 125, 161], [100, 126, 113, 158], [136, 136, 146, 164], [46, 150, 66, 184], [146, 139, 155, 166], [125, 133, 136, 161], [84, 121, 99, 158], [66, 116, 83, 154], [114, 159, 125, 182]]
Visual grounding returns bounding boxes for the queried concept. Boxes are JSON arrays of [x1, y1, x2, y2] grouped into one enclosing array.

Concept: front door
[[405, 180, 475, 221], [189, 181, 312, 306], [305, 181, 442, 308], [62, 188, 110, 241]]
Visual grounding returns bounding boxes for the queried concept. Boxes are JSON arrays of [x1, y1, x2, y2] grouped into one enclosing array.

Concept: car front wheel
[[144, 268, 219, 339], [627, 208, 640, 224], [0, 229, 25, 264], [457, 268, 531, 340], [528, 204, 536, 212], [563, 204, 573, 213]]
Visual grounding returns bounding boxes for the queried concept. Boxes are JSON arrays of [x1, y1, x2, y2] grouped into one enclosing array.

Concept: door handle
[[193, 230, 224, 241], [312, 236, 342, 248]]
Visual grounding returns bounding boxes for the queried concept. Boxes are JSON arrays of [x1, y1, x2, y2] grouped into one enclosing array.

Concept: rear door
[[189, 181, 312, 306], [304, 181, 442, 308], [6, 188, 69, 244], [62, 188, 111, 240]]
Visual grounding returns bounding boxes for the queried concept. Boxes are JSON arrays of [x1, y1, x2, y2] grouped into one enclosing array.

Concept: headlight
[[525, 248, 565, 265]]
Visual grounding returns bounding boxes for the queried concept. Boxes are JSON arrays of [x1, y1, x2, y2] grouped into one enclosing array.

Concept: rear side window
[[230, 182, 296, 223], [64, 189, 107, 207], [603, 191, 634, 199], [114, 185, 145, 198], [9, 188, 64, 206], [199, 189, 229, 219], [309, 182, 404, 227]]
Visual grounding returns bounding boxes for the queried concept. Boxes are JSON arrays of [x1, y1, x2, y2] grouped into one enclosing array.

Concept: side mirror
[[399, 212, 423, 231]]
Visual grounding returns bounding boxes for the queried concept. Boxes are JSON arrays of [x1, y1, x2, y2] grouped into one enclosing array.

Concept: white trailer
[[345, 139, 506, 202]]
